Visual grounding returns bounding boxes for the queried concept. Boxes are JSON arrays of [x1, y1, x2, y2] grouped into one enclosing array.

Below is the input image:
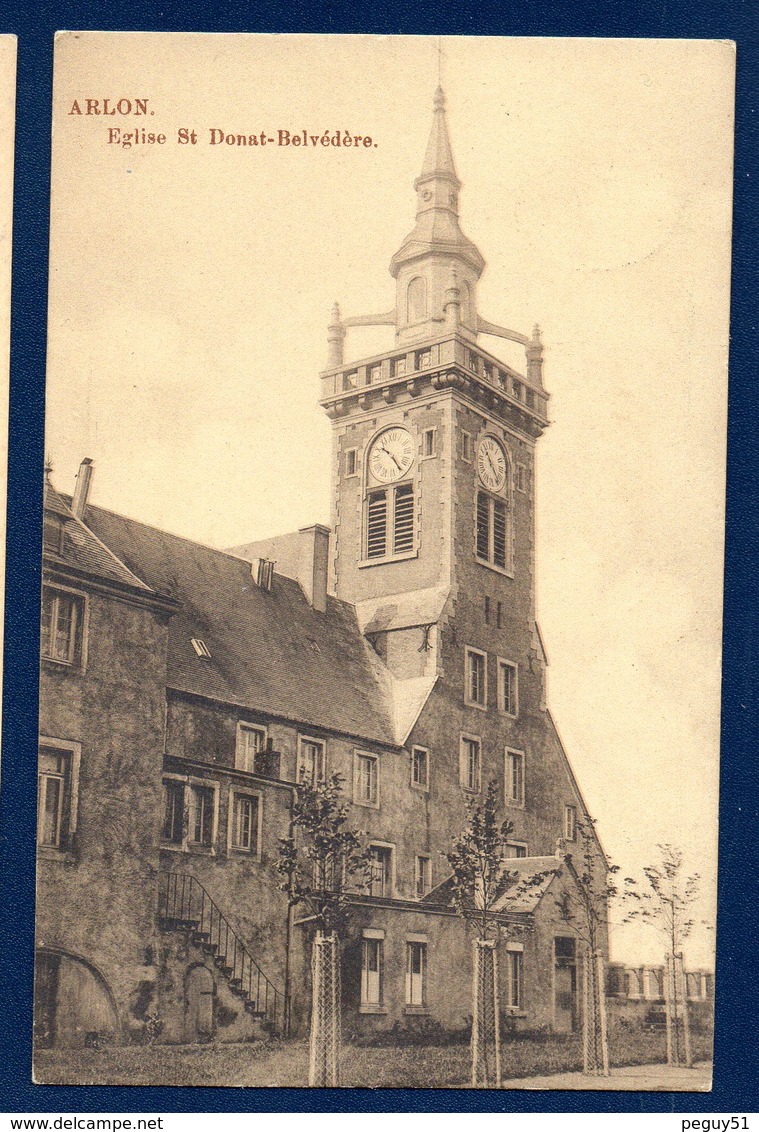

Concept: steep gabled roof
[[43, 483, 153, 594], [79, 502, 398, 746]]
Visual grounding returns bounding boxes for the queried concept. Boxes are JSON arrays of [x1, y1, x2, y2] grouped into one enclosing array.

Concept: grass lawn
[[34, 1029, 714, 1088]]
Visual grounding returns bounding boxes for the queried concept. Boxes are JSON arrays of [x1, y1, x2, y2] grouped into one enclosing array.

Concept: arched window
[[406, 276, 427, 323], [459, 280, 471, 326]]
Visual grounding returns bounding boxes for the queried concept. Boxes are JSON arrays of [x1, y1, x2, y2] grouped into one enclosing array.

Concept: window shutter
[[393, 483, 414, 553], [476, 492, 490, 559], [367, 491, 388, 558]]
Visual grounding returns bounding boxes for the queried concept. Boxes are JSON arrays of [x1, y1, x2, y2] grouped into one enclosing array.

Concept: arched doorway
[[184, 964, 215, 1042], [33, 950, 119, 1048]]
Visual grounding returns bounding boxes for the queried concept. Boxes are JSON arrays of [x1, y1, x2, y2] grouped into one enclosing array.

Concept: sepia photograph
[[34, 33, 733, 1090]]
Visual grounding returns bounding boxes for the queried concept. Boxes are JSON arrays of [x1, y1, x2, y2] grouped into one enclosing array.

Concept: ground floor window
[[406, 941, 427, 1006], [506, 948, 524, 1009], [361, 937, 383, 1007]]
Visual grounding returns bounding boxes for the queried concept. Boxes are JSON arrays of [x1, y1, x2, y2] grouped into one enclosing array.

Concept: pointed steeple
[[418, 86, 460, 189], [390, 87, 485, 344]]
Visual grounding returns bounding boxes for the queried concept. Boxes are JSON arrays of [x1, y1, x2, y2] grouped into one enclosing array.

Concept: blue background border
[[1, 1, 757, 1114]]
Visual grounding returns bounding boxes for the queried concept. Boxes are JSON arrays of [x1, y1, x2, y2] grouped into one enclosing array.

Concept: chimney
[[72, 458, 94, 519], [297, 525, 330, 613]]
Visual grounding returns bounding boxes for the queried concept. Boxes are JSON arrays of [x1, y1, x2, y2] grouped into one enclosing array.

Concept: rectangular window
[[189, 784, 215, 847], [465, 647, 487, 708], [477, 492, 509, 571], [343, 370, 358, 390], [231, 792, 260, 853], [497, 370, 507, 390], [496, 601, 503, 628], [406, 941, 427, 1005], [41, 587, 84, 666], [298, 736, 327, 784], [516, 463, 527, 492], [507, 949, 524, 1009], [503, 842, 528, 858], [564, 804, 577, 842], [411, 746, 429, 790], [498, 660, 518, 716], [512, 379, 523, 401], [423, 428, 436, 457], [462, 431, 472, 462], [355, 752, 379, 807], [368, 844, 393, 897], [236, 724, 266, 773], [162, 778, 185, 845], [483, 361, 493, 382], [484, 596, 490, 624], [415, 855, 431, 899], [345, 448, 358, 476], [526, 389, 535, 410], [460, 735, 481, 793], [361, 937, 383, 1005], [370, 364, 382, 384], [506, 749, 525, 807], [417, 350, 432, 370], [37, 747, 71, 849], [392, 356, 407, 378], [468, 351, 478, 373]]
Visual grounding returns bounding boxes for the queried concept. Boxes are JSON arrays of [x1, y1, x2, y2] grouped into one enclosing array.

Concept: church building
[[35, 89, 606, 1050]]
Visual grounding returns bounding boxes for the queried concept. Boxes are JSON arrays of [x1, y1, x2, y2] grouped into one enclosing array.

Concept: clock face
[[477, 437, 507, 493], [369, 427, 415, 484]]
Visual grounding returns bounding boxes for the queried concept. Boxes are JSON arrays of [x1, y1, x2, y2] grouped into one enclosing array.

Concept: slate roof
[[43, 483, 153, 594], [77, 502, 398, 746]]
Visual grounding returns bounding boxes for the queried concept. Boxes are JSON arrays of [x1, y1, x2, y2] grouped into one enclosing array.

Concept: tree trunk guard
[[582, 948, 610, 1076], [471, 938, 501, 1087], [309, 931, 341, 1087], [665, 951, 692, 1068]]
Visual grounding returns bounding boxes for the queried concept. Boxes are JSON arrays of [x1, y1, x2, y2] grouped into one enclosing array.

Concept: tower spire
[[389, 87, 485, 344], [417, 86, 460, 190]]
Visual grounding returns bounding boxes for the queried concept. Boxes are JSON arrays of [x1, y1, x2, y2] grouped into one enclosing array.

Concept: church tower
[[320, 89, 550, 705]]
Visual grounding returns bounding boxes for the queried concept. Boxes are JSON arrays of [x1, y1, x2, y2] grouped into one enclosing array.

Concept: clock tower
[[320, 88, 550, 701]]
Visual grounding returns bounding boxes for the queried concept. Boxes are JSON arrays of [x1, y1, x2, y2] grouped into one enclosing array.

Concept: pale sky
[[45, 34, 734, 967]]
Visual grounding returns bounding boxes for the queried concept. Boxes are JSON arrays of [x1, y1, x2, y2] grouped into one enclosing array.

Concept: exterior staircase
[[159, 872, 286, 1036]]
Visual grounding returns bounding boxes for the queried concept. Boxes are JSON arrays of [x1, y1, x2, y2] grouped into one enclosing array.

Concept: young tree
[[622, 844, 705, 1066], [446, 780, 517, 942], [277, 772, 371, 1085], [557, 817, 617, 1076], [445, 780, 544, 1087]]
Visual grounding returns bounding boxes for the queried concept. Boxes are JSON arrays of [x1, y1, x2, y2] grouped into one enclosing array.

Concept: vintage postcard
[[34, 34, 733, 1089]]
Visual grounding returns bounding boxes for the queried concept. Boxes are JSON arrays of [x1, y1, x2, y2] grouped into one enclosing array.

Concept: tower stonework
[[320, 88, 550, 707]]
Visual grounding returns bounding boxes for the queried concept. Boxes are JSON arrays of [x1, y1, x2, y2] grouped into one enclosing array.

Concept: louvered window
[[493, 501, 507, 568], [367, 491, 388, 559], [366, 483, 415, 560], [476, 493, 490, 559], [393, 483, 414, 553], [476, 492, 510, 571]]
